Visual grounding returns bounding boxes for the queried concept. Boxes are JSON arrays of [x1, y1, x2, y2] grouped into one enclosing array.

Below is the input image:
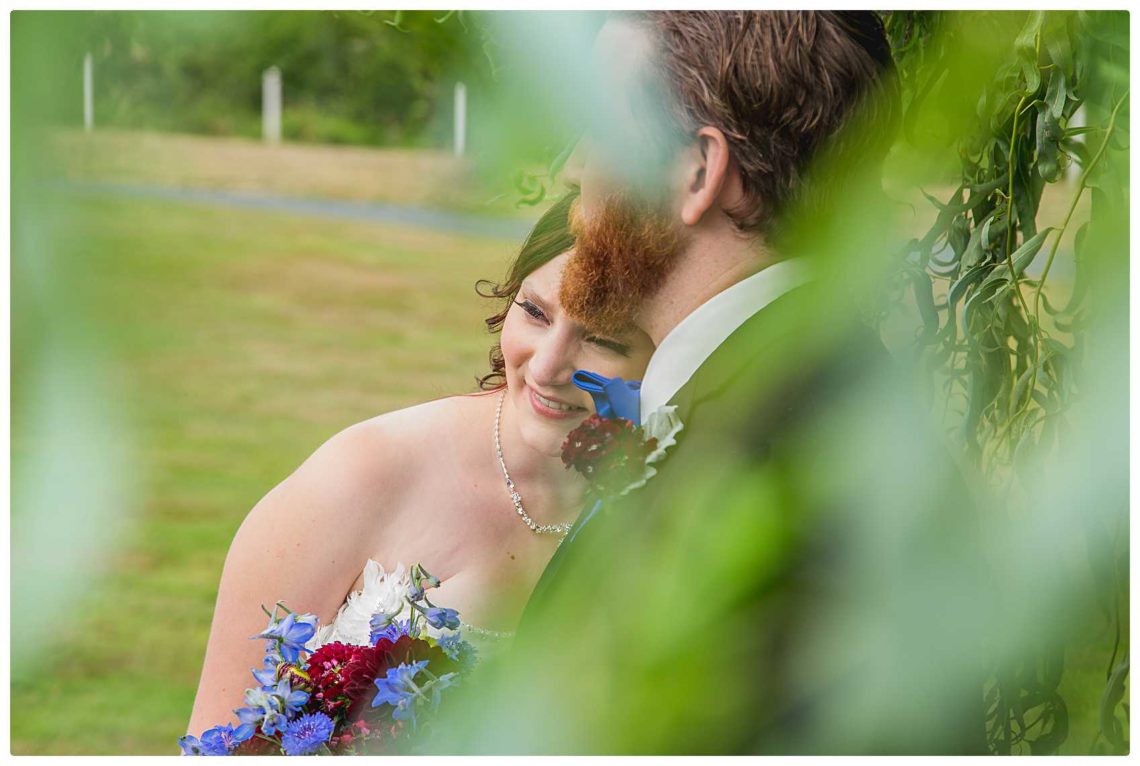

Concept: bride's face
[[500, 252, 655, 457]]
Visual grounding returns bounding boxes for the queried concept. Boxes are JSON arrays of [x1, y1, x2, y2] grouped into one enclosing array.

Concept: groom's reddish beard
[[560, 193, 687, 337]]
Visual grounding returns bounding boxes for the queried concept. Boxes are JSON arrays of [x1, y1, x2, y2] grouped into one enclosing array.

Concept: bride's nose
[[527, 329, 577, 389]]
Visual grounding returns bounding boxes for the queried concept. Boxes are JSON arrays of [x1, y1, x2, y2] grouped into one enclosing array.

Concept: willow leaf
[[979, 227, 1054, 291]]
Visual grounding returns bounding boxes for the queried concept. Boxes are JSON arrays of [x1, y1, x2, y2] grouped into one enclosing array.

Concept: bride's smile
[[526, 385, 586, 418]]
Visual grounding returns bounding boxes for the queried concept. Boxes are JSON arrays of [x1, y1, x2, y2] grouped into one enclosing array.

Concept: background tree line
[[68, 11, 486, 146]]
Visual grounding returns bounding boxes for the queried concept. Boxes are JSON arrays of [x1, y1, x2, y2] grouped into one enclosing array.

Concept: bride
[[186, 190, 655, 737]]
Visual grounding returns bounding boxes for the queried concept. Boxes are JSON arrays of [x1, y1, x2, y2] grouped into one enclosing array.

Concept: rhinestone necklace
[[458, 619, 515, 640], [494, 390, 573, 537]]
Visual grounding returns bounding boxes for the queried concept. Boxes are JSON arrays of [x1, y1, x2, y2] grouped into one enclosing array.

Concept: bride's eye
[[514, 299, 547, 323], [587, 335, 631, 356]]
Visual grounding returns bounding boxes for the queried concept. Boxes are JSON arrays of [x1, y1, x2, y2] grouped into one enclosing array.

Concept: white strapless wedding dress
[[304, 559, 513, 656]]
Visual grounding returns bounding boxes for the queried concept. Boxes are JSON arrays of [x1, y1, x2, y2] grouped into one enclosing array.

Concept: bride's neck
[[494, 397, 584, 520]]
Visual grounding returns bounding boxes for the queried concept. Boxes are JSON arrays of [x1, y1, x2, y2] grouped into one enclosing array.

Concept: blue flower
[[368, 608, 396, 631], [271, 677, 310, 717], [411, 563, 440, 590], [251, 654, 279, 687], [281, 712, 334, 756], [424, 607, 460, 630], [370, 617, 415, 646], [390, 693, 417, 726], [199, 723, 250, 755], [179, 723, 249, 757], [232, 722, 256, 744], [178, 734, 207, 756], [372, 660, 429, 727], [241, 685, 271, 711], [406, 581, 426, 602], [372, 661, 427, 706], [429, 672, 460, 710], [253, 611, 318, 664], [437, 632, 475, 663], [234, 705, 264, 733], [261, 710, 288, 737], [236, 679, 307, 737], [235, 687, 271, 732]]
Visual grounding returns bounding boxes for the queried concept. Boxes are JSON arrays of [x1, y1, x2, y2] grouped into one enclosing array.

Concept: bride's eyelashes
[[514, 298, 547, 323], [586, 335, 631, 356]]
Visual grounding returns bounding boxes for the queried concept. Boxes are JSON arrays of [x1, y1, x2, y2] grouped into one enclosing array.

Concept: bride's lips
[[526, 385, 587, 420]]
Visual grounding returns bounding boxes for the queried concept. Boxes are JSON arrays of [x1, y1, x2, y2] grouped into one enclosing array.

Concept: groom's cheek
[[571, 143, 643, 227], [574, 161, 612, 225]]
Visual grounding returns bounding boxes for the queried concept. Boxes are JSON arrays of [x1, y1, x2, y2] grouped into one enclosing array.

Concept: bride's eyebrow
[[518, 280, 554, 313]]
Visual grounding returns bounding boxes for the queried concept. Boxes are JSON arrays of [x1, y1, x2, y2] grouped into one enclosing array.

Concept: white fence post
[[453, 82, 467, 157], [83, 53, 93, 133], [262, 66, 282, 144]]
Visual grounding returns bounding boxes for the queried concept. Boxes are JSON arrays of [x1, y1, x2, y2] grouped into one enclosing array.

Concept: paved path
[[62, 181, 536, 241], [59, 180, 1075, 278]]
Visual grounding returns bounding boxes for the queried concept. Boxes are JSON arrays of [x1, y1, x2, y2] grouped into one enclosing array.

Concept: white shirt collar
[[639, 258, 811, 421]]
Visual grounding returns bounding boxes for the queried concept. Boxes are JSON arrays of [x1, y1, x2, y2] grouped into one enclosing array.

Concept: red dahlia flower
[[307, 641, 379, 717], [310, 635, 458, 723], [561, 414, 657, 494]]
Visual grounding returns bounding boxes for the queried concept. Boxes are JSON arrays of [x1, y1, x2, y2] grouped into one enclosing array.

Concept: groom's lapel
[[661, 283, 815, 438], [689, 287, 810, 407]]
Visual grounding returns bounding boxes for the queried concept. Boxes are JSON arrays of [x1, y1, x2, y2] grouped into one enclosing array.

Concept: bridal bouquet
[[180, 564, 476, 756]]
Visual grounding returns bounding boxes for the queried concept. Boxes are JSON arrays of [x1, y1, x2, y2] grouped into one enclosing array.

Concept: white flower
[[305, 559, 409, 650], [643, 405, 683, 465], [615, 405, 684, 497]]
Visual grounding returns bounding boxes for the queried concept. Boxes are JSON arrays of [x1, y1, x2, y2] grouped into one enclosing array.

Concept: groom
[[456, 11, 987, 754]]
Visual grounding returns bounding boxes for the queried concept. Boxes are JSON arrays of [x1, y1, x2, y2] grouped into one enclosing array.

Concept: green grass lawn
[[11, 192, 516, 754]]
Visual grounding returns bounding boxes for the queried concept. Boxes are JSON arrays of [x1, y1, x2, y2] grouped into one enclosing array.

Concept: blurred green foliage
[[63, 10, 488, 145], [425, 10, 1128, 756], [881, 10, 1129, 754], [10, 9, 1128, 754]]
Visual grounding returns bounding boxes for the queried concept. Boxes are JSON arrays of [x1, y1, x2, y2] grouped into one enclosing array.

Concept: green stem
[[1032, 90, 1129, 323], [994, 92, 1037, 458], [1003, 94, 1035, 327], [1015, 89, 1129, 416]]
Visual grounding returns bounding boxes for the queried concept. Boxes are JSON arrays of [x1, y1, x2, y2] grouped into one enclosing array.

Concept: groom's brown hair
[[629, 10, 898, 235]]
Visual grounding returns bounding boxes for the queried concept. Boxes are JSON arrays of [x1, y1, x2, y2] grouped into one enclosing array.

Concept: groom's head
[[561, 11, 898, 335]]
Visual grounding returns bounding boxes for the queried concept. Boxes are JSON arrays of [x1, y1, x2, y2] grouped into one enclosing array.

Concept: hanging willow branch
[[881, 10, 1129, 755]]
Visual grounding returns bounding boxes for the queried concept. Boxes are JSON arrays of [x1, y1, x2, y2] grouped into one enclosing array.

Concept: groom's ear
[[679, 126, 743, 227]]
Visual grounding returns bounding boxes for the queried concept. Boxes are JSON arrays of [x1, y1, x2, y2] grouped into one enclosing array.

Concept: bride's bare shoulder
[[351, 391, 498, 465], [261, 392, 498, 526], [356, 391, 497, 443]]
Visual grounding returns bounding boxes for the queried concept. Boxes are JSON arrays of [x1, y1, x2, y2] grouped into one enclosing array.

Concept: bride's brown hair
[[475, 188, 579, 390]]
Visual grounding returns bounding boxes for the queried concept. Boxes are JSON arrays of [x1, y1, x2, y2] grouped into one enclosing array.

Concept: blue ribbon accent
[[571, 370, 642, 426]]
